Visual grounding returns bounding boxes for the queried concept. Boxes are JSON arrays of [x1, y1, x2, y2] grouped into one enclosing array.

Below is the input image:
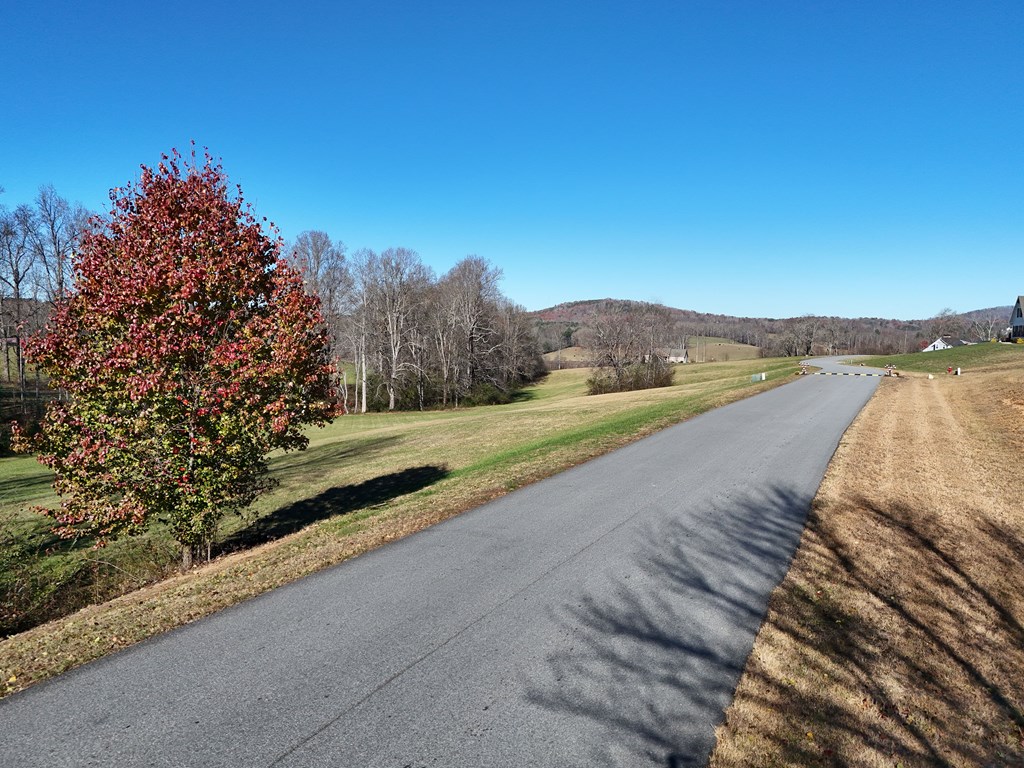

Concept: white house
[[665, 348, 689, 363], [1010, 295, 1024, 340], [922, 336, 970, 352]]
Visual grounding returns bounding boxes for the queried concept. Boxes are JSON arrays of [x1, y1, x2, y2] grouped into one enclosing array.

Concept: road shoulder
[[709, 371, 1024, 766]]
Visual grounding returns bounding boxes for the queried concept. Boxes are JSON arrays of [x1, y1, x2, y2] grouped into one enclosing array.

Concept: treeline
[[287, 233, 544, 411], [1, 184, 543, 416], [741, 310, 1008, 356], [532, 299, 1013, 358]]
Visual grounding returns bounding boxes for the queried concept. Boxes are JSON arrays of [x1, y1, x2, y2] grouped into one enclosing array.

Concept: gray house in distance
[[1011, 295, 1024, 340]]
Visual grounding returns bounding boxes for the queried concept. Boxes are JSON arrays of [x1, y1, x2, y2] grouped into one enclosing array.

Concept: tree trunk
[[16, 335, 25, 401], [181, 544, 193, 571], [360, 340, 368, 413]]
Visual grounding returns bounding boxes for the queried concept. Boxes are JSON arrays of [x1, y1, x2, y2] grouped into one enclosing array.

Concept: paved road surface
[[1, 358, 880, 767]]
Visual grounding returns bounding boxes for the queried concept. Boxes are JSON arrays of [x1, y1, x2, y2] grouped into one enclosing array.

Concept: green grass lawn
[[0, 356, 798, 639], [854, 342, 1024, 374]]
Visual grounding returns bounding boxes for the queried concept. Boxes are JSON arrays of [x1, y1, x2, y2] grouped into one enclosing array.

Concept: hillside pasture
[[686, 336, 762, 362], [541, 345, 592, 368]]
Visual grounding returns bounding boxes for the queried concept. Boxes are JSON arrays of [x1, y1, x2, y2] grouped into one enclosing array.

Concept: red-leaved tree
[[21, 148, 335, 568]]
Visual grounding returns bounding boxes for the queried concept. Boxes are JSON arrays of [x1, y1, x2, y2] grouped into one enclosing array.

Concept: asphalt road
[[1, 358, 880, 768]]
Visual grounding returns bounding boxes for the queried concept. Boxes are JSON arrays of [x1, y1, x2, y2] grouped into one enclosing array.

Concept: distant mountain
[[529, 299, 1014, 357]]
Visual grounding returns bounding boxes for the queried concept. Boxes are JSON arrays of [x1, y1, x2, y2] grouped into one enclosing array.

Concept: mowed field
[[0, 356, 798, 697], [710, 343, 1024, 766], [687, 336, 762, 362], [541, 345, 592, 365]]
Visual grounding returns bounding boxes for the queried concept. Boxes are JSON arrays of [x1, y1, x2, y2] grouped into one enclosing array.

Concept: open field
[[541, 338, 762, 368], [0, 356, 799, 697], [688, 336, 762, 362], [541, 345, 592, 366], [710, 349, 1024, 765]]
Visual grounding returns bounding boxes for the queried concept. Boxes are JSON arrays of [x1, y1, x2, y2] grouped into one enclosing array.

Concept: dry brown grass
[[709, 361, 1024, 766], [542, 345, 592, 364]]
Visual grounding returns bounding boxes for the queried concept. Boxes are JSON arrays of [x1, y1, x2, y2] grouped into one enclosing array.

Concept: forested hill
[[530, 299, 1013, 357]]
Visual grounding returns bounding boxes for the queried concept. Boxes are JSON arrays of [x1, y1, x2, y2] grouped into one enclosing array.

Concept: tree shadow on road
[[525, 484, 814, 767], [526, 482, 1024, 767]]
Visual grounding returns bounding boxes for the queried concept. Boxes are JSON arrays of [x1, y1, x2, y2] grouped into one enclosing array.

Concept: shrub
[[586, 359, 674, 395]]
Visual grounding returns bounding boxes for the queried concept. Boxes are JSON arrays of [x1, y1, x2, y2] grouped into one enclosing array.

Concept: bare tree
[[436, 257, 502, 405], [347, 248, 378, 413], [290, 231, 348, 302], [288, 231, 353, 407], [580, 301, 673, 393], [0, 204, 38, 390], [364, 248, 432, 411], [969, 315, 1002, 342], [794, 316, 819, 357], [428, 278, 459, 407], [929, 308, 965, 340], [820, 317, 846, 356], [492, 299, 543, 389], [32, 185, 89, 304]]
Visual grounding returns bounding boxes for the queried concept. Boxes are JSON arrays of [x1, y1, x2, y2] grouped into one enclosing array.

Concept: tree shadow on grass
[[506, 371, 550, 404], [217, 464, 449, 554], [709, 494, 1024, 767], [0, 472, 56, 505]]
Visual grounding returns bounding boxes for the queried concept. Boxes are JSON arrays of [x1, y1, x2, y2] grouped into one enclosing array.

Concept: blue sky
[[2, 0, 1021, 319]]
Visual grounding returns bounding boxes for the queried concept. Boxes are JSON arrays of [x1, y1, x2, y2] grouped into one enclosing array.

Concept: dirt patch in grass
[[709, 365, 1024, 766]]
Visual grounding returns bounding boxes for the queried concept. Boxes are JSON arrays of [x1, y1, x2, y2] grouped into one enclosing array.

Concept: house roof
[[925, 336, 968, 349]]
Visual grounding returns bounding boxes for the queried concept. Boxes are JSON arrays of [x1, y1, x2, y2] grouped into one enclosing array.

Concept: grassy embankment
[[1, 356, 798, 697], [853, 341, 1023, 374], [710, 342, 1024, 766]]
